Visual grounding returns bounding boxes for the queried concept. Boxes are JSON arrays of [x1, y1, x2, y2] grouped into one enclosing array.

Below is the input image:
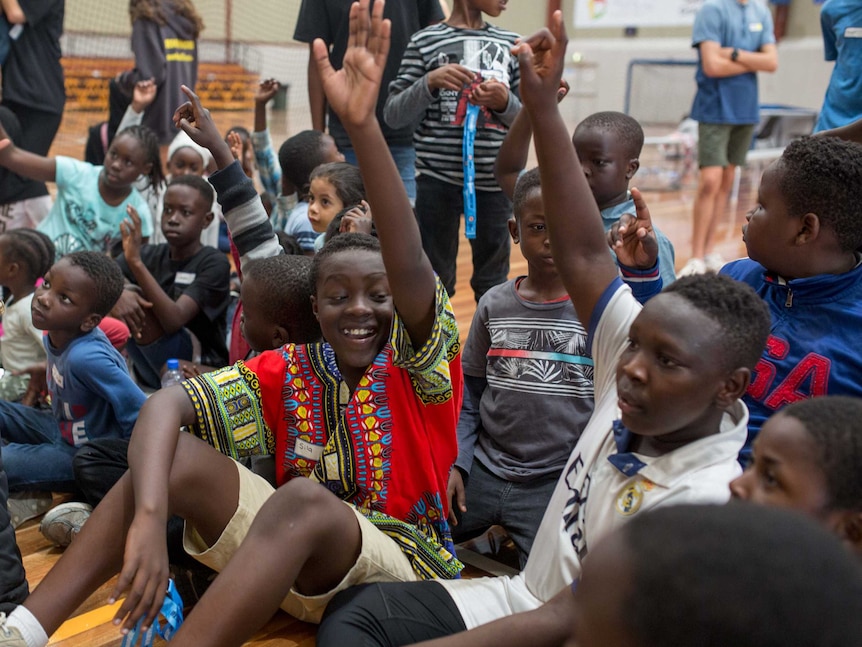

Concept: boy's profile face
[[311, 248, 392, 388], [616, 293, 732, 441], [467, 0, 508, 18], [240, 274, 281, 353], [743, 162, 799, 277], [166, 147, 205, 177], [510, 189, 555, 274], [572, 127, 637, 211], [31, 259, 100, 335], [730, 413, 833, 519], [161, 184, 213, 247], [319, 135, 345, 166]]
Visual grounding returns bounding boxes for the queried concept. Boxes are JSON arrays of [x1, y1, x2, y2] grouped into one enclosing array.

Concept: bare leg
[[20, 433, 241, 636], [691, 165, 729, 259], [169, 478, 363, 647], [701, 164, 736, 256]]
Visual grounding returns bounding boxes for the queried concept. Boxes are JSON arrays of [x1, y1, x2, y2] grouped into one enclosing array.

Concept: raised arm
[[817, 116, 862, 144], [0, 120, 57, 182], [494, 107, 533, 200], [315, 0, 437, 347], [307, 45, 328, 131], [515, 13, 618, 326]]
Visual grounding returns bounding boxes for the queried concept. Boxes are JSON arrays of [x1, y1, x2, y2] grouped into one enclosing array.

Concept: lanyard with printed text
[[462, 102, 480, 240]]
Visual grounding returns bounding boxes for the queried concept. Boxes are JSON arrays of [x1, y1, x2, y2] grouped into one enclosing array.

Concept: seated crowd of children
[[1, 1, 862, 645]]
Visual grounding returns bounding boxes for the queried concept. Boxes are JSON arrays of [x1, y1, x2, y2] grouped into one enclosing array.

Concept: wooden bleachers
[[61, 58, 259, 113]]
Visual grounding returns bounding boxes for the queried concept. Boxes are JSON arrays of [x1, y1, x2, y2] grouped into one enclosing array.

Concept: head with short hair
[[730, 396, 862, 555], [309, 233, 382, 292], [167, 173, 214, 212], [574, 504, 862, 647], [513, 167, 542, 221], [573, 111, 644, 160], [663, 273, 770, 373], [278, 130, 342, 197], [775, 136, 862, 253], [0, 229, 55, 285], [63, 251, 125, 316], [241, 255, 320, 351]]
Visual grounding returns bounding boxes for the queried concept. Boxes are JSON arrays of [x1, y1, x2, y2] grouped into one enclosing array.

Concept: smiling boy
[[113, 173, 230, 389]]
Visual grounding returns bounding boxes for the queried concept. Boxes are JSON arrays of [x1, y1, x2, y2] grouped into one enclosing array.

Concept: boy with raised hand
[[494, 107, 676, 285], [314, 11, 771, 645]]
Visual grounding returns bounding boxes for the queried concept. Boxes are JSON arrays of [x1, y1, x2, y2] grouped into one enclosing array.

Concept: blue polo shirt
[[690, 0, 776, 125], [814, 0, 862, 132]]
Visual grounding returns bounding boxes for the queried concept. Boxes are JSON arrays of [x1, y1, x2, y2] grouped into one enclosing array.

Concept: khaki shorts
[[698, 122, 756, 168], [183, 459, 419, 623]]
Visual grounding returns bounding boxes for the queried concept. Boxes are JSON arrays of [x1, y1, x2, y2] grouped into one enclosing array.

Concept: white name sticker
[[749, 22, 763, 32], [174, 271, 196, 285], [295, 439, 324, 461], [845, 27, 862, 38]]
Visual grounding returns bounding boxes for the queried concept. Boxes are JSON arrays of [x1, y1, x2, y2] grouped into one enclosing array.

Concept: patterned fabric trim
[[391, 277, 461, 405], [365, 507, 463, 580], [182, 361, 275, 457]]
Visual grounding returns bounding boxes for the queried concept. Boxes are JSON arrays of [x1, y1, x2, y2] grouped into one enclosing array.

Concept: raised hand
[[131, 78, 157, 113], [254, 78, 281, 104], [120, 204, 145, 264], [512, 10, 568, 111], [607, 187, 659, 269], [173, 85, 234, 168], [339, 200, 373, 234], [312, 0, 391, 129], [227, 130, 243, 162]]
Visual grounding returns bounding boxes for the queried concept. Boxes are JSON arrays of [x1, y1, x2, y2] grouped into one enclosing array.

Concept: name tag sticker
[[295, 439, 324, 461], [175, 271, 196, 285], [749, 22, 763, 32], [845, 27, 862, 38]]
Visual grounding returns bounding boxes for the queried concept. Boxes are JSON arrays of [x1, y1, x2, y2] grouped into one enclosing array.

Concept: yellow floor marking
[[49, 599, 125, 643]]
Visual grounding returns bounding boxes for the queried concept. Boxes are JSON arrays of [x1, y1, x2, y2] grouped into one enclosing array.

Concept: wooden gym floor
[[15, 105, 762, 646]]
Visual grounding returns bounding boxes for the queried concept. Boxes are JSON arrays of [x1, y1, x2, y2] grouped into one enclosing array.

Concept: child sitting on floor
[[0, 121, 162, 257], [307, 162, 365, 249], [0, 230, 54, 402], [719, 135, 862, 462], [112, 174, 230, 389], [1, 251, 146, 529], [449, 167, 661, 567]]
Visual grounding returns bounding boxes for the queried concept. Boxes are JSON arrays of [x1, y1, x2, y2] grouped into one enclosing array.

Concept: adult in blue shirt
[[814, 0, 862, 132], [680, 0, 777, 277]]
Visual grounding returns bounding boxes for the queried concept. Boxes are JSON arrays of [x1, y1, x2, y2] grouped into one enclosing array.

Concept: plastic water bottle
[[161, 358, 185, 389]]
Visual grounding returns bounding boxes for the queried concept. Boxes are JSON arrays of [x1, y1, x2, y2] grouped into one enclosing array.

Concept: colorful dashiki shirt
[[182, 278, 464, 579]]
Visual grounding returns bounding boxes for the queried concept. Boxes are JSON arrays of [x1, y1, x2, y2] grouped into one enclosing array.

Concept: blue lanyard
[[121, 579, 184, 647], [462, 103, 480, 240]]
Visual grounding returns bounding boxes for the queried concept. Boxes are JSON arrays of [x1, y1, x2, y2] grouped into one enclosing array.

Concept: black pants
[[317, 581, 466, 646], [0, 448, 29, 614], [1, 101, 62, 200], [73, 438, 199, 569]]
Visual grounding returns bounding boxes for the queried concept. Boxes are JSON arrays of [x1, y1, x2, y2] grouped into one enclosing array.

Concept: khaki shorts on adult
[[183, 459, 419, 623], [698, 122, 757, 168]]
